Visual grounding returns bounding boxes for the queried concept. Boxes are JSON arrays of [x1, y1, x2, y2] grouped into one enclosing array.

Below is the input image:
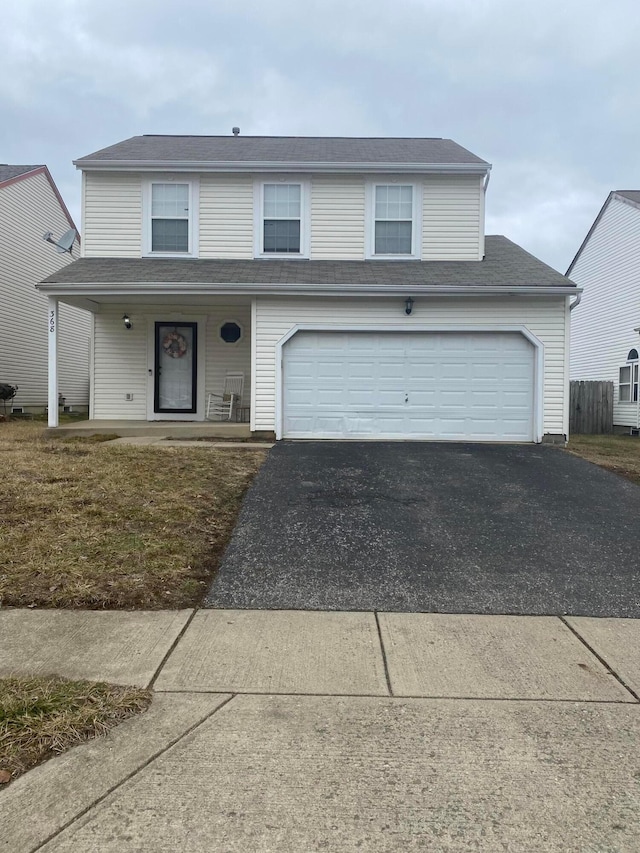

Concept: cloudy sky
[[1, 0, 638, 272]]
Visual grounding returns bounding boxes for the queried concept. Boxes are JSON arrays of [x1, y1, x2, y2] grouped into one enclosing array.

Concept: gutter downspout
[[569, 292, 582, 311]]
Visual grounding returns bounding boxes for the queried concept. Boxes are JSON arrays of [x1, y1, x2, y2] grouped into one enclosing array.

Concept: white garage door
[[282, 331, 535, 441]]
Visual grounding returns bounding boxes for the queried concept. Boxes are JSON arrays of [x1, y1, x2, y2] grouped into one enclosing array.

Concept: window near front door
[[262, 184, 302, 254], [374, 185, 414, 255], [151, 183, 190, 253], [619, 352, 639, 402]]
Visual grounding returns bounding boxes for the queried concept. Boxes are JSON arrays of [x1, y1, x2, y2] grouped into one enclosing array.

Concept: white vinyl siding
[[200, 175, 254, 258], [83, 172, 142, 257], [0, 170, 89, 408], [91, 305, 251, 420], [253, 295, 567, 436], [204, 306, 251, 410], [422, 175, 484, 260], [310, 176, 365, 259], [80, 170, 484, 261], [570, 195, 640, 428]]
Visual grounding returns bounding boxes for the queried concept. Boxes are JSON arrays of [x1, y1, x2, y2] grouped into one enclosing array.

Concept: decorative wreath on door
[[162, 331, 188, 358]]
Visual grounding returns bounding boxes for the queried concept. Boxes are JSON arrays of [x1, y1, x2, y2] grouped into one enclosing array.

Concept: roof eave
[[73, 159, 491, 175], [37, 282, 578, 297]]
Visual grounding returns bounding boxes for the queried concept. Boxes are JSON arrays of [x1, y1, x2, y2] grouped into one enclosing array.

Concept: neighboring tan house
[[0, 165, 89, 414], [38, 134, 577, 441], [568, 190, 640, 432]]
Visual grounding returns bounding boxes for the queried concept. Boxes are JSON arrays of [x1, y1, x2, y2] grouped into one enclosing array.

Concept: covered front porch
[[44, 292, 253, 430]]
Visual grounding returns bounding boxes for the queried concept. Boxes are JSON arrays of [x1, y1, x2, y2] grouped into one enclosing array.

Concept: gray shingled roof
[[0, 165, 43, 183], [616, 190, 640, 205], [41, 236, 574, 289], [75, 136, 488, 166]]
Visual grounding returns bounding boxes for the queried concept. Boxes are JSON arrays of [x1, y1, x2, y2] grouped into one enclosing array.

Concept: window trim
[[143, 178, 199, 258], [365, 180, 422, 260], [619, 358, 639, 403], [254, 179, 310, 259]]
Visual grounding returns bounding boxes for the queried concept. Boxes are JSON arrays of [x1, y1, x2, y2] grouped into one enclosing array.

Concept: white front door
[[282, 330, 535, 441], [154, 322, 198, 414]]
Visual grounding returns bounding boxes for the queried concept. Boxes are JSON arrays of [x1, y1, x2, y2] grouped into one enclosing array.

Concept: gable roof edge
[[0, 165, 79, 237], [566, 193, 613, 275], [565, 191, 640, 275]]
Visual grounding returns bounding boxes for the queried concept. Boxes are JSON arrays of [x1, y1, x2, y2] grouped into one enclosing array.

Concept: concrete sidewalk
[[2, 608, 640, 851]]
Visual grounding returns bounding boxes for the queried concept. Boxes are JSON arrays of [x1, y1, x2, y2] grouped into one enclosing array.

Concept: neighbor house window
[[262, 183, 302, 254], [620, 350, 639, 402]]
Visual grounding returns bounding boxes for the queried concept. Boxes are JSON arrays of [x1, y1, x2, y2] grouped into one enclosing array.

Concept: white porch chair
[[206, 372, 245, 421]]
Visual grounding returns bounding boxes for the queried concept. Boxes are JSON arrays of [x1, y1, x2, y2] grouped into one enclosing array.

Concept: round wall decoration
[[162, 331, 188, 358]]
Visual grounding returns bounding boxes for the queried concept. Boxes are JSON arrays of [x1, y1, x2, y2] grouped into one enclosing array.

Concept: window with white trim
[[620, 349, 639, 402], [366, 182, 420, 258], [374, 185, 413, 254], [261, 183, 302, 254], [144, 180, 198, 256]]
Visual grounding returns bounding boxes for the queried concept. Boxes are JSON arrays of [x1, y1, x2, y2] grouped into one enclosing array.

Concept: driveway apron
[[205, 442, 640, 616]]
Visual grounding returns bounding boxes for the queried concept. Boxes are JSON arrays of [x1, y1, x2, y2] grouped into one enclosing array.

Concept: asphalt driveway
[[205, 442, 640, 616]]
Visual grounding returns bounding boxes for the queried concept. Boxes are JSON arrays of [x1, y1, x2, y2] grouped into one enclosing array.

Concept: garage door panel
[[283, 331, 534, 441]]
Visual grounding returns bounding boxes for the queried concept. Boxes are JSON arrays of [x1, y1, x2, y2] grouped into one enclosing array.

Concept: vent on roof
[[232, 127, 240, 136]]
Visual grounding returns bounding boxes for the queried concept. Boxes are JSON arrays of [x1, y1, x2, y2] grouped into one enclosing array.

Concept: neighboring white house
[[568, 190, 640, 432], [38, 134, 578, 442], [0, 165, 90, 414]]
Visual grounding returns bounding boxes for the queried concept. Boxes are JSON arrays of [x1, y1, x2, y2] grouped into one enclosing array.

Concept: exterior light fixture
[[405, 297, 414, 316], [123, 314, 132, 330]]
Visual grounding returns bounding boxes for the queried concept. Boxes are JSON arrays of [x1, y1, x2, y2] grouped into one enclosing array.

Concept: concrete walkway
[[2, 608, 640, 851]]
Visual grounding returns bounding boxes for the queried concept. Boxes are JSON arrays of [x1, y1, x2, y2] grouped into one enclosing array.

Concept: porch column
[[47, 297, 59, 428]]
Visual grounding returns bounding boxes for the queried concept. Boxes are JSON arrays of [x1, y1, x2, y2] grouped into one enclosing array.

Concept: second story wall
[[82, 171, 485, 261], [83, 172, 142, 257], [423, 175, 484, 260]]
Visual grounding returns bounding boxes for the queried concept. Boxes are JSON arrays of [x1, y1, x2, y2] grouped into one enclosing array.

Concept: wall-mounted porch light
[[123, 314, 132, 330], [405, 297, 414, 316]]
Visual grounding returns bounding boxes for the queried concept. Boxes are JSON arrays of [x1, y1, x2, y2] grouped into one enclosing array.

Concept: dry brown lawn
[[566, 434, 640, 486], [0, 420, 266, 608], [0, 675, 151, 784]]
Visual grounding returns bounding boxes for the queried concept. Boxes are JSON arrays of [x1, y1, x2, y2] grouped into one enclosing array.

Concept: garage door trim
[[275, 324, 544, 442]]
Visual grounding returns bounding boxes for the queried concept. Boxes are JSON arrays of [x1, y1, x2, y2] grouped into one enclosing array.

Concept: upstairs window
[[375, 185, 413, 254], [151, 183, 190, 252], [262, 184, 302, 254], [144, 180, 198, 256], [366, 182, 420, 258]]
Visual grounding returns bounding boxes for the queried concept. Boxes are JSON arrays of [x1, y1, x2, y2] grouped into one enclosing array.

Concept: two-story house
[[1, 165, 89, 414], [568, 190, 640, 432], [39, 134, 577, 442]]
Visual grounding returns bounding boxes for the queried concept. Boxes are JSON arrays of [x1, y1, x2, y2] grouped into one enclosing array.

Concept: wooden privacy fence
[[570, 381, 613, 434]]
